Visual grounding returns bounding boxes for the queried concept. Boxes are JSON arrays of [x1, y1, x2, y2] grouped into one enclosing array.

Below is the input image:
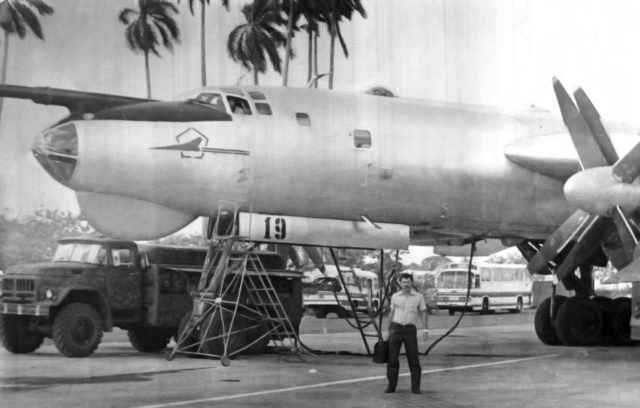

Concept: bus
[[436, 263, 532, 315], [302, 266, 381, 317]]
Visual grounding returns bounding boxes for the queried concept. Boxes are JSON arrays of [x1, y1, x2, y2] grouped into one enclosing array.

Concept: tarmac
[[2, 309, 640, 408]]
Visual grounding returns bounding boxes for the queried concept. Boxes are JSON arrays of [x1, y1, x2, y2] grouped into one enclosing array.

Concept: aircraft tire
[[592, 296, 615, 345], [610, 297, 636, 346], [128, 327, 172, 353], [0, 314, 44, 354], [555, 296, 602, 347], [53, 303, 103, 357], [534, 296, 567, 345]]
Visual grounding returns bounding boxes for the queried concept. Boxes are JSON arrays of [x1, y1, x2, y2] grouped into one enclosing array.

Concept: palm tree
[[227, 0, 286, 85], [315, 0, 366, 89], [280, 1, 323, 87], [119, 0, 180, 98], [0, 0, 53, 116], [178, 0, 229, 87]]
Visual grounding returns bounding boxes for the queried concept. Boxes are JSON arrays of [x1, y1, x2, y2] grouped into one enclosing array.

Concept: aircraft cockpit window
[[227, 96, 252, 115], [194, 92, 227, 112], [296, 112, 311, 126], [353, 129, 371, 149], [255, 103, 272, 115], [248, 91, 266, 100]]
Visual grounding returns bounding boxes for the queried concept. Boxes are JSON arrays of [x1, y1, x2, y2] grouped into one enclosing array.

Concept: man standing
[[386, 272, 429, 394]]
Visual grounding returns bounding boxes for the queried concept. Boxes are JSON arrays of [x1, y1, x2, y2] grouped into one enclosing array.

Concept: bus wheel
[[480, 298, 490, 314], [448, 309, 455, 316], [509, 297, 523, 313], [315, 308, 328, 319], [534, 296, 567, 345], [555, 296, 602, 346]]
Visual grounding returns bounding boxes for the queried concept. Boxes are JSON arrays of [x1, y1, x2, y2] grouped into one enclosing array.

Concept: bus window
[[493, 269, 504, 281], [503, 269, 516, 281], [481, 269, 491, 281]]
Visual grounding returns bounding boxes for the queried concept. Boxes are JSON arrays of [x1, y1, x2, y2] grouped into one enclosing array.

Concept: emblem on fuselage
[[151, 127, 249, 159]]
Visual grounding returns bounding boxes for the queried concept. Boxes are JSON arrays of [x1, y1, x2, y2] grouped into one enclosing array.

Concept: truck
[[0, 236, 303, 357]]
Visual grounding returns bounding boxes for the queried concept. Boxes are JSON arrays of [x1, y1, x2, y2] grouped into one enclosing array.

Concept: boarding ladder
[[166, 202, 312, 365]]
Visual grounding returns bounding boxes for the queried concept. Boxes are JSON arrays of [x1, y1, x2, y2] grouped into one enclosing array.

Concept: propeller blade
[[528, 209, 591, 275], [613, 142, 640, 183], [304, 246, 326, 273], [573, 88, 619, 165], [555, 216, 611, 280], [552, 78, 608, 169], [611, 206, 639, 260]]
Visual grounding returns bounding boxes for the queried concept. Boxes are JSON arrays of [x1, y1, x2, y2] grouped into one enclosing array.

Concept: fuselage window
[[255, 102, 272, 115], [195, 93, 227, 113], [248, 91, 267, 100], [353, 129, 371, 148], [227, 96, 252, 115], [296, 112, 311, 126]]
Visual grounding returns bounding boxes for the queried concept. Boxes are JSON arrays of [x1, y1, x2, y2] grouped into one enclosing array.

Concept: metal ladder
[[167, 203, 311, 364]]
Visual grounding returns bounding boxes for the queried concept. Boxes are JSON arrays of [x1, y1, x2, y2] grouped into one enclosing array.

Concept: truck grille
[[2, 278, 36, 302]]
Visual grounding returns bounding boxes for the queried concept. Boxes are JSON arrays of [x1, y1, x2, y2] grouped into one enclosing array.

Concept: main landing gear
[[534, 267, 636, 347]]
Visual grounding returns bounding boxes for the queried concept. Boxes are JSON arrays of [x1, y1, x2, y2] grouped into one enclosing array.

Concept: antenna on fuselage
[[307, 73, 330, 88]]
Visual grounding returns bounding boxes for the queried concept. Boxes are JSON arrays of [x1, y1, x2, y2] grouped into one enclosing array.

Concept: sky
[[2, 0, 640, 253]]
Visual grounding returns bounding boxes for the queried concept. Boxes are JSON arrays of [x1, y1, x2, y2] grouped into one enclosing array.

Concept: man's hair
[[398, 272, 413, 282]]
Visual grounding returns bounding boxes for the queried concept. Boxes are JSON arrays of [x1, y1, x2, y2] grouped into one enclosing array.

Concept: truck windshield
[[54, 243, 105, 265]]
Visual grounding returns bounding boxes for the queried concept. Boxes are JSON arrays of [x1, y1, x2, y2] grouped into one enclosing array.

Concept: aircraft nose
[[32, 123, 78, 184]]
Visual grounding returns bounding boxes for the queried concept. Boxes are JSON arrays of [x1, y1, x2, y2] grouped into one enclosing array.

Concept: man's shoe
[[385, 386, 395, 393], [411, 389, 421, 395]]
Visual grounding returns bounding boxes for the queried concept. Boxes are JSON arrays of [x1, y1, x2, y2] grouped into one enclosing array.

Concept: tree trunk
[[0, 31, 9, 118], [253, 68, 258, 85], [144, 51, 151, 98], [200, 2, 206, 87], [329, 13, 335, 90], [282, 0, 294, 86], [313, 31, 318, 88], [307, 29, 312, 84]]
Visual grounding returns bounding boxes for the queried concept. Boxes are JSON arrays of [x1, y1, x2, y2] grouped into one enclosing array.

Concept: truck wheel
[[128, 328, 172, 353], [0, 315, 44, 354], [53, 303, 103, 357]]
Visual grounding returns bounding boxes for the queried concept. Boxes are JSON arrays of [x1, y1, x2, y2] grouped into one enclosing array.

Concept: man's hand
[[420, 329, 429, 342]]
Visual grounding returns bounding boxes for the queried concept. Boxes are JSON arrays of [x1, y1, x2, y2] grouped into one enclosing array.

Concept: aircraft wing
[[0, 84, 152, 118]]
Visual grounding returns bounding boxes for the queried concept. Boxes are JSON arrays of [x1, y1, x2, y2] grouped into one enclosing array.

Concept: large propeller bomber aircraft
[[4, 77, 640, 348]]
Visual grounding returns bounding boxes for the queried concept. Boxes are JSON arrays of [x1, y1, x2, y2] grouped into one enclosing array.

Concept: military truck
[[0, 236, 303, 357]]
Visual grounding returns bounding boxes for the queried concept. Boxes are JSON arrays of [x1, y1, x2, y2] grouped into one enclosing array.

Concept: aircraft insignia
[[152, 127, 249, 159]]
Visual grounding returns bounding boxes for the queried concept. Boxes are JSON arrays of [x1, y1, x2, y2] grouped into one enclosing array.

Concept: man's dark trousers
[[387, 322, 421, 392]]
